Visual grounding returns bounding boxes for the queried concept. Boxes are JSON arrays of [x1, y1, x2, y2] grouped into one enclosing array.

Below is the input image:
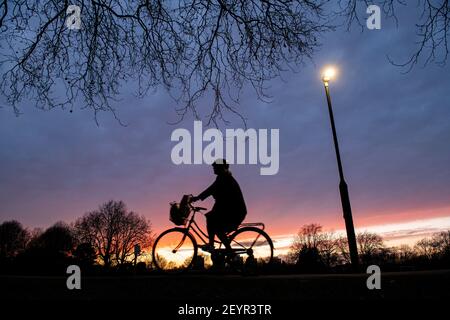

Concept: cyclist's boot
[[210, 251, 226, 273], [199, 244, 215, 253]]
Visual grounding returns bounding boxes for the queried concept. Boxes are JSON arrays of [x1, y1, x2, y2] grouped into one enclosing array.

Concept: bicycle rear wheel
[[228, 226, 274, 268], [152, 228, 197, 273]]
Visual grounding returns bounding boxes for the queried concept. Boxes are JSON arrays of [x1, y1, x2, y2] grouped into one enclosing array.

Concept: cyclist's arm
[[195, 180, 217, 201]]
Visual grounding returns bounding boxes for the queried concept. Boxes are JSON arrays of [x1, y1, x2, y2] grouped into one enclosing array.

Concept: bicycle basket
[[169, 195, 191, 225]]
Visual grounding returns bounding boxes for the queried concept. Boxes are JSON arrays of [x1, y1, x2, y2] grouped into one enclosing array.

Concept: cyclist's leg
[[207, 212, 233, 250], [206, 212, 217, 246], [208, 209, 245, 250], [218, 218, 242, 251], [216, 230, 231, 250]]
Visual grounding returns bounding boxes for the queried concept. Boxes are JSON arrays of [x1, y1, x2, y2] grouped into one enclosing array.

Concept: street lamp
[[321, 66, 359, 270]]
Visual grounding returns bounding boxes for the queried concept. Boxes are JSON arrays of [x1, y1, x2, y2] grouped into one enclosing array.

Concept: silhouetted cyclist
[[191, 159, 247, 252]]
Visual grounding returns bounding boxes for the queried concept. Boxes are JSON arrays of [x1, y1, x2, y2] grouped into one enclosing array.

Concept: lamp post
[[322, 67, 359, 270]]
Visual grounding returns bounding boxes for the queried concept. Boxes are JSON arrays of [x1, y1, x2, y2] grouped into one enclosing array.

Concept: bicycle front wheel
[[152, 228, 198, 273]]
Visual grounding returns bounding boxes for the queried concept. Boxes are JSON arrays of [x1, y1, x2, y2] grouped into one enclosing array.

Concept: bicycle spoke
[[229, 227, 273, 266], [152, 229, 197, 273]]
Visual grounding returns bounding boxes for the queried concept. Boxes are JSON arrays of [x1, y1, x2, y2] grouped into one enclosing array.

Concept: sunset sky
[[1, 5, 449, 252]]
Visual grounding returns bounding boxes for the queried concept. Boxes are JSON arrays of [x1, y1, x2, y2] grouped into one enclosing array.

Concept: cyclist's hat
[[212, 158, 229, 169]]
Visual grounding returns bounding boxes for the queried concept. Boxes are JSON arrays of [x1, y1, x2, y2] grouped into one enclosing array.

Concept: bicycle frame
[[185, 210, 210, 246], [182, 204, 267, 253]]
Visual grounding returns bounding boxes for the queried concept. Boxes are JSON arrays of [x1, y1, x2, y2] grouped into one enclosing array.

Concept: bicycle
[[152, 196, 274, 273]]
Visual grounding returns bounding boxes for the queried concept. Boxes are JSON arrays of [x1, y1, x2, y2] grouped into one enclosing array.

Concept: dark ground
[[1, 269, 449, 301], [1, 270, 448, 318]]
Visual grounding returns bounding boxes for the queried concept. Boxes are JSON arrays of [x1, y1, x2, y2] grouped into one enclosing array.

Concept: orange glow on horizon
[[150, 204, 450, 250]]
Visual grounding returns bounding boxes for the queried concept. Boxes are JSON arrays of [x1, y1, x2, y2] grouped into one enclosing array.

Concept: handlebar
[[186, 194, 207, 212], [188, 202, 207, 212]]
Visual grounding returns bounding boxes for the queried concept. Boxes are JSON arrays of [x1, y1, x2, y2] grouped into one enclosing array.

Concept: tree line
[[287, 223, 450, 273], [1, 205, 449, 274], [0, 200, 152, 274]]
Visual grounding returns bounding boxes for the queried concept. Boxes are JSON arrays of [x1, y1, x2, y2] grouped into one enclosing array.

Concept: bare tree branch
[[339, 0, 450, 71], [0, 1, 448, 122], [0, 0, 330, 122]]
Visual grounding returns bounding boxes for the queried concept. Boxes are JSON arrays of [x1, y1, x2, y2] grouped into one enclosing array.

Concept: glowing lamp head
[[322, 67, 337, 84]]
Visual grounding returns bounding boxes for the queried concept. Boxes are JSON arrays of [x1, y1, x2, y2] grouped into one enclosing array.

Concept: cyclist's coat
[[198, 171, 247, 225]]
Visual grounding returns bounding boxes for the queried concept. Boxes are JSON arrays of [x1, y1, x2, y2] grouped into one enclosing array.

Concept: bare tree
[[317, 231, 338, 267], [415, 230, 450, 260], [335, 236, 351, 264], [357, 231, 384, 257], [292, 224, 324, 249], [73, 242, 97, 266], [395, 244, 416, 262], [112, 210, 153, 265], [74, 200, 152, 267], [415, 237, 437, 259], [0, 220, 30, 258], [31, 221, 76, 253], [1, 1, 446, 122], [289, 223, 339, 267], [432, 230, 450, 255], [74, 201, 122, 267], [336, 231, 384, 264]]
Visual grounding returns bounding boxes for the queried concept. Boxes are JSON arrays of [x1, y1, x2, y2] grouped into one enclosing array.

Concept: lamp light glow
[[322, 67, 337, 83]]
